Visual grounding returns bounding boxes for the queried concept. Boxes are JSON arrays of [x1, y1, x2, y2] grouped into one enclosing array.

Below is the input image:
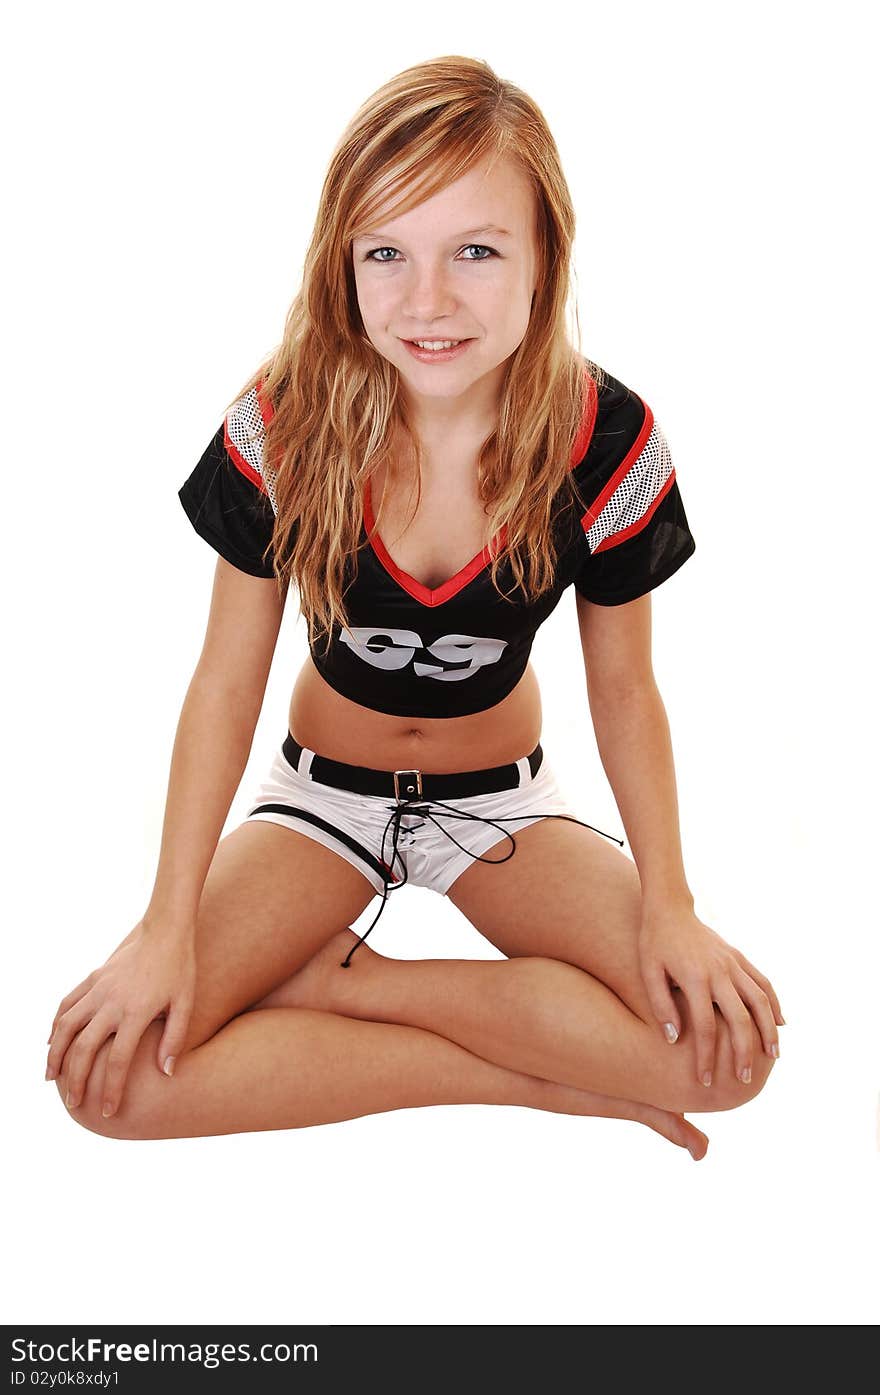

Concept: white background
[[4, 0, 877, 1327]]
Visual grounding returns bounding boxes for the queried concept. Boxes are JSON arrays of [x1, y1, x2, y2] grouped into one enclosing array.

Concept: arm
[[576, 591, 693, 913], [576, 589, 783, 1084], [47, 555, 288, 1112], [144, 556, 287, 931]]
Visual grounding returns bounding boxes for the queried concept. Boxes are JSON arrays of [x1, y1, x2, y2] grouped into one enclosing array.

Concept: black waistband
[[282, 731, 543, 802]]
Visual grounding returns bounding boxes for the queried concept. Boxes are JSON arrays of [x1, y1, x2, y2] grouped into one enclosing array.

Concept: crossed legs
[[52, 818, 775, 1156]]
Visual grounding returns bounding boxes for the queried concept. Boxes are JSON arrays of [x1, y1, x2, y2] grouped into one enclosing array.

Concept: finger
[[730, 949, 785, 1026], [639, 955, 681, 1043], [100, 1018, 149, 1119], [730, 965, 780, 1061], [48, 973, 97, 1044], [685, 982, 718, 1088], [61, 1010, 118, 1110], [46, 995, 100, 1082], [156, 996, 195, 1079], [712, 978, 759, 1085]]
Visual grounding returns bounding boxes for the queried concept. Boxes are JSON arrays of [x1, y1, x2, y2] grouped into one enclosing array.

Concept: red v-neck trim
[[364, 482, 507, 608], [363, 369, 599, 608]]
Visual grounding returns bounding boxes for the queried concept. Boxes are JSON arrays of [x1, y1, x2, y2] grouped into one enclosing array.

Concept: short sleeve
[[178, 389, 278, 579], [572, 409, 696, 605]]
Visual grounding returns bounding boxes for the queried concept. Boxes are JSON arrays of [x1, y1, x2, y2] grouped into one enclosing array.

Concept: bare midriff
[[287, 655, 543, 774]]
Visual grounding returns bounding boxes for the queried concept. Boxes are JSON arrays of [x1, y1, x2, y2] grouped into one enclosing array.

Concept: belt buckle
[[393, 769, 423, 802]]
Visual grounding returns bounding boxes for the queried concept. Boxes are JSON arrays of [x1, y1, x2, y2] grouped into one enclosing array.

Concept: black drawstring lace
[[338, 793, 624, 968]]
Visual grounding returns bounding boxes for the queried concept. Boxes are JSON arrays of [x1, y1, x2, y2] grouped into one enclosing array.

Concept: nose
[[401, 261, 458, 322]]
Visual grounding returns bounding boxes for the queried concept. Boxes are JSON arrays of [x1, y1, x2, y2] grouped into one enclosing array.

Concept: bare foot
[[636, 1107, 710, 1161], [249, 928, 378, 1015], [531, 1076, 710, 1160], [524, 1065, 709, 1159]]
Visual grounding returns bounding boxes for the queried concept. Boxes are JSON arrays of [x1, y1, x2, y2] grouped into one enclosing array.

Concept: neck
[[389, 431, 489, 492]]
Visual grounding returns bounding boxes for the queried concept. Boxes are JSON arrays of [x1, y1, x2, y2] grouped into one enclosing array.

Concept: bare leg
[[69, 972, 708, 1160], [255, 930, 772, 1115]]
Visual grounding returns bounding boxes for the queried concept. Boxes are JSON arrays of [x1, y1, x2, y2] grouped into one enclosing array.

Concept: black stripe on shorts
[[247, 802, 399, 885]]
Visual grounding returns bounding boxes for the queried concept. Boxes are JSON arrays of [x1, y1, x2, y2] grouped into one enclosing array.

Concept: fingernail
[[102, 1102, 113, 1118], [702, 1071, 712, 1087], [45, 1066, 56, 1081], [663, 1023, 679, 1044], [163, 1056, 176, 1077], [65, 1090, 73, 1108], [740, 1066, 752, 1084], [770, 1043, 779, 1059]]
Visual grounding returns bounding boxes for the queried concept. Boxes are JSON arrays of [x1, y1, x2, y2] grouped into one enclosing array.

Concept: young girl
[[46, 55, 783, 1159]]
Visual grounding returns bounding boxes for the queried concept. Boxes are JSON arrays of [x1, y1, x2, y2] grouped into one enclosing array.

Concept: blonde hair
[[225, 54, 604, 656]]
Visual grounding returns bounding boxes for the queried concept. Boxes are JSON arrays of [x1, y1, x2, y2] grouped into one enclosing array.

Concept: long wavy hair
[[224, 54, 605, 657]]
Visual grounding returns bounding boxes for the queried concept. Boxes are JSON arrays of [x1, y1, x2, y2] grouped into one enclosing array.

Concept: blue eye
[[363, 244, 498, 263]]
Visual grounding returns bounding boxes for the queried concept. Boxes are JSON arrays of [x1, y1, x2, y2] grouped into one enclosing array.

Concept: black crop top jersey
[[178, 367, 696, 719]]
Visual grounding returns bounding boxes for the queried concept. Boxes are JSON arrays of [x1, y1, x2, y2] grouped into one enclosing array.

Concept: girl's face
[[352, 154, 539, 424]]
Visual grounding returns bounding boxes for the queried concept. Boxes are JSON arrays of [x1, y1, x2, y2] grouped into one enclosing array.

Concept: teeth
[[412, 339, 462, 350]]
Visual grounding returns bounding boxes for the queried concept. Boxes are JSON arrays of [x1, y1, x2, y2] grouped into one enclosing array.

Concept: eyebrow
[[355, 224, 512, 243]]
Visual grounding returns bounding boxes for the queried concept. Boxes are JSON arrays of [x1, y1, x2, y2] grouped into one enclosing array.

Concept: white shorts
[[244, 733, 580, 898]]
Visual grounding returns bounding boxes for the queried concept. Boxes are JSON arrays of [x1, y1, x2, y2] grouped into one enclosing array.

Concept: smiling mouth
[[401, 340, 475, 355]]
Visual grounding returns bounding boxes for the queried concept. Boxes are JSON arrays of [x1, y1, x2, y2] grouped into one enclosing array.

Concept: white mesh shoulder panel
[[585, 419, 674, 552], [226, 387, 279, 516]]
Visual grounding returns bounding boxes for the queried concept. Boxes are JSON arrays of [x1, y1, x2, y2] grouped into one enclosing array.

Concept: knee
[[683, 1001, 777, 1113], [55, 1021, 178, 1141], [714, 1021, 776, 1111]]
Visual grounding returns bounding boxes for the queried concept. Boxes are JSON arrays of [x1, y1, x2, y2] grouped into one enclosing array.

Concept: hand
[[45, 917, 197, 1119], [638, 903, 784, 1088]]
